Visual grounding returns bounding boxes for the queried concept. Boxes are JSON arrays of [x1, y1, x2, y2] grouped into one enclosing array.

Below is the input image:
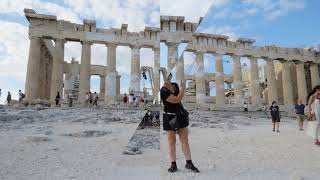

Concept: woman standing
[[307, 85, 320, 145], [270, 101, 280, 132], [160, 73, 199, 173]]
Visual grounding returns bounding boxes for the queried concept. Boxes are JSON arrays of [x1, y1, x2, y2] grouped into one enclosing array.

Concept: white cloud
[[160, 0, 224, 22], [64, 0, 160, 31], [0, 0, 81, 23]]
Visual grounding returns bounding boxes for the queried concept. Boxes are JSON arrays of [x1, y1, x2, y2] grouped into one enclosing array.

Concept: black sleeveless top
[[160, 83, 180, 113]]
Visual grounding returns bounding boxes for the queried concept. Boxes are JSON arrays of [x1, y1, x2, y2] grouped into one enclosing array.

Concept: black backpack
[[21, 93, 25, 98]]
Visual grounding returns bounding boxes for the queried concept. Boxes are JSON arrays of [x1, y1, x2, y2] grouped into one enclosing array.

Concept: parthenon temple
[[24, 9, 320, 106]]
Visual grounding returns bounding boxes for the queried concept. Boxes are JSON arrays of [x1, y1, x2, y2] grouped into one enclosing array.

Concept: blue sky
[[0, 0, 319, 103]]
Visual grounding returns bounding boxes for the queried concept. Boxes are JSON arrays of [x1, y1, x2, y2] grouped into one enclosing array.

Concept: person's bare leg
[[273, 123, 275, 132], [177, 127, 191, 160], [276, 122, 280, 132], [167, 130, 178, 172], [177, 127, 199, 172]]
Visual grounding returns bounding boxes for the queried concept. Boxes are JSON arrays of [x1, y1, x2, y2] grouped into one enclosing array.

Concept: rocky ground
[[0, 106, 319, 180]]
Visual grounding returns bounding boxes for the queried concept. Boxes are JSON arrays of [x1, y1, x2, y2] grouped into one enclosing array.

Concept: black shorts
[[163, 113, 189, 131], [272, 117, 280, 123]]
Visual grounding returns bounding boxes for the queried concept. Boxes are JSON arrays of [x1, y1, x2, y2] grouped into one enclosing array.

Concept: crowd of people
[[122, 93, 145, 108]]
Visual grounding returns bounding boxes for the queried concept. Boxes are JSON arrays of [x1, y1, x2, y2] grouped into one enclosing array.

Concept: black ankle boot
[[168, 162, 178, 173], [185, 160, 200, 173]]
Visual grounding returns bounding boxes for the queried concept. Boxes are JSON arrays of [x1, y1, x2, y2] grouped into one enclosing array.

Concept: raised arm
[[165, 87, 185, 104]]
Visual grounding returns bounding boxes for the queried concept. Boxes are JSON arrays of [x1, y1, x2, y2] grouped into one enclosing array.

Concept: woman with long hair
[[160, 73, 199, 173], [307, 85, 320, 145]]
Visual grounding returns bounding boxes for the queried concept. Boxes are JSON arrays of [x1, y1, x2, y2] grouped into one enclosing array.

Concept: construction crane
[[141, 66, 155, 97]]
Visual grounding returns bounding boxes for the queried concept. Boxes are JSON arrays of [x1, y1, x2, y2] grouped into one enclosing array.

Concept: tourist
[[85, 92, 90, 105], [68, 92, 73, 107], [307, 85, 320, 145], [135, 96, 140, 108], [140, 95, 145, 107], [128, 93, 134, 108], [18, 90, 25, 106], [123, 93, 128, 106], [270, 101, 281, 132], [6, 91, 11, 105], [55, 91, 60, 106], [243, 102, 248, 113], [93, 92, 98, 106], [0, 88, 2, 98], [160, 72, 199, 173], [294, 99, 306, 131], [89, 92, 93, 105]]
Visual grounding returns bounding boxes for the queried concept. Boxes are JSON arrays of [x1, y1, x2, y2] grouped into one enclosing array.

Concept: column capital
[[81, 41, 93, 46], [195, 50, 205, 56], [152, 46, 160, 52], [106, 43, 117, 48], [54, 38, 67, 44], [130, 45, 141, 49], [292, 60, 304, 65], [232, 54, 241, 60], [165, 42, 179, 47], [214, 53, 224, 59]]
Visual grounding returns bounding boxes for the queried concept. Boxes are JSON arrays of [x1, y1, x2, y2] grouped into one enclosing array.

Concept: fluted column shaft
[[215, 54, 225, 104], [266, 59, 278, 105], [232, 55, 243, 103], [130, 46, 141, 93], [25, 36, 42, 101], [249, 56, 261, 105], [166, 42, 178, 73], [296, 62, 308, 103], [100, 75, 105, 100], [310, 63, 320, 88], [105, 44, 117, 104], [79, 41, 92, 104], [50, 39, 65, 102], [153, 47, 160, 102], [195, 52, 206, 103], [281, 61, 294, 105]]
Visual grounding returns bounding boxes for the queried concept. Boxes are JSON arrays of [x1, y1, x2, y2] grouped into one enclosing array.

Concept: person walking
[[18, 90, 25, 106], [6, 91, 11, 105], [85, 92, 90, 105], [123, 93, 128, 107], [294, 99, 306, 131], [0, 89, 2, 98], [307, 85, 320, 145], [270, 101, 281, 132], [55, 91, 60, 106], [93, 92, 98, 106], [68, 92, 73, 107], [160, 72, 199, 173], [89, 92, 93, 105]]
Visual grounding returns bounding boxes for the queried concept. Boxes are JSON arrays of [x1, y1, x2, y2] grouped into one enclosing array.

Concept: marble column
[[296, 61, 308, 103], [105, 43, 117, 104], [195, 51, 206, 103], [281, 61, 294, 105], [130, 46, 141, 93], [249, 56, 261, 105], [50, 39, 65, 102], [166, 42, 178, 73], [310, 63, 320, 88], [266, 59, 278, 105], [215, 53, 225, 104], [153, 47, 160, 102], [25, 36, 42, 101], [79, 41, 92, 104], [100, 75, 105, 100], [232, 55, 243, 104], [63, 72, 73, 100], [176, 52, 185, 88]]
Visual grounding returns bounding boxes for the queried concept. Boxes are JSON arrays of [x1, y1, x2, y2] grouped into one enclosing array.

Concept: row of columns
[[166, 46, 320, 106]]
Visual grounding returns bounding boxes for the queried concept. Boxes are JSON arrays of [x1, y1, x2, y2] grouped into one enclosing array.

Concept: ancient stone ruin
[[24, 9, 320, 106]]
